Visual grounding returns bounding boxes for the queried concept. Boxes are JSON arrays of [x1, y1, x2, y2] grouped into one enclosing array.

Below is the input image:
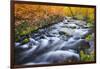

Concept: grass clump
[[74, 15, 84, 20], [16, 21, 34, 36], [85, 34, 92, 41], [80, 50, 95, 62], [87, 22, 94, 28]]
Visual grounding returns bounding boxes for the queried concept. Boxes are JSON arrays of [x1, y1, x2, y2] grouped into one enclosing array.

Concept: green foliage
[[19, 27, 33, 36], [19, 31, 27, 36], [80, 50, 94, 62], [87, 14, 94, 28], [85, 34, 92, 41], [87, 22, 94, 28], [74, 15, 84, 20], [15, 37, 19, 42], [87, 13, 94, 23], [15, 15, 63, 42], [22, 38, 29, 44], [15, 21, 36, 37], [15, 21, 29, 36]]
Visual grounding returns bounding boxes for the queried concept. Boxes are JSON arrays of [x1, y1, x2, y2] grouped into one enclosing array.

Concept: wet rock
[[60, 39, 90, 53], [59, 28, 75, 36], [15, 17, 94, 65]]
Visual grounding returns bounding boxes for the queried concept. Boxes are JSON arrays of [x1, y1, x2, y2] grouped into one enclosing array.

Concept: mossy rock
[[22, 38, 29, 44], [85, 34, 92, 41]]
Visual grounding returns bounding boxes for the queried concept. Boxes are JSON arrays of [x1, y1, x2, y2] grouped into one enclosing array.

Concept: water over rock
[[15, 17, 94, 65], [33, 50, 80, 64]]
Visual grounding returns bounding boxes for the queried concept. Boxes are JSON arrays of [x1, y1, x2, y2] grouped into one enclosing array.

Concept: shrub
[[22, 38, 29, 44], [80, 50, 94, 62], [15, 37, 20, 42], [85, 34, 92, 41]]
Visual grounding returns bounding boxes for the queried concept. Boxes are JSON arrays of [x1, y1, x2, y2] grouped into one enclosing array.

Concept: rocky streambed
[[15, 17, 94, 65]]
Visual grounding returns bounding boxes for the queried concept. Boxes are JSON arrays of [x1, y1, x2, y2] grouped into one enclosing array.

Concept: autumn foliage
[[14, 3, 95, 37]]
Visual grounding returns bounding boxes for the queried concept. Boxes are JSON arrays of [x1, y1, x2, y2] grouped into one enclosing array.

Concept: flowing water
[[15, 17, 94, 65]]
